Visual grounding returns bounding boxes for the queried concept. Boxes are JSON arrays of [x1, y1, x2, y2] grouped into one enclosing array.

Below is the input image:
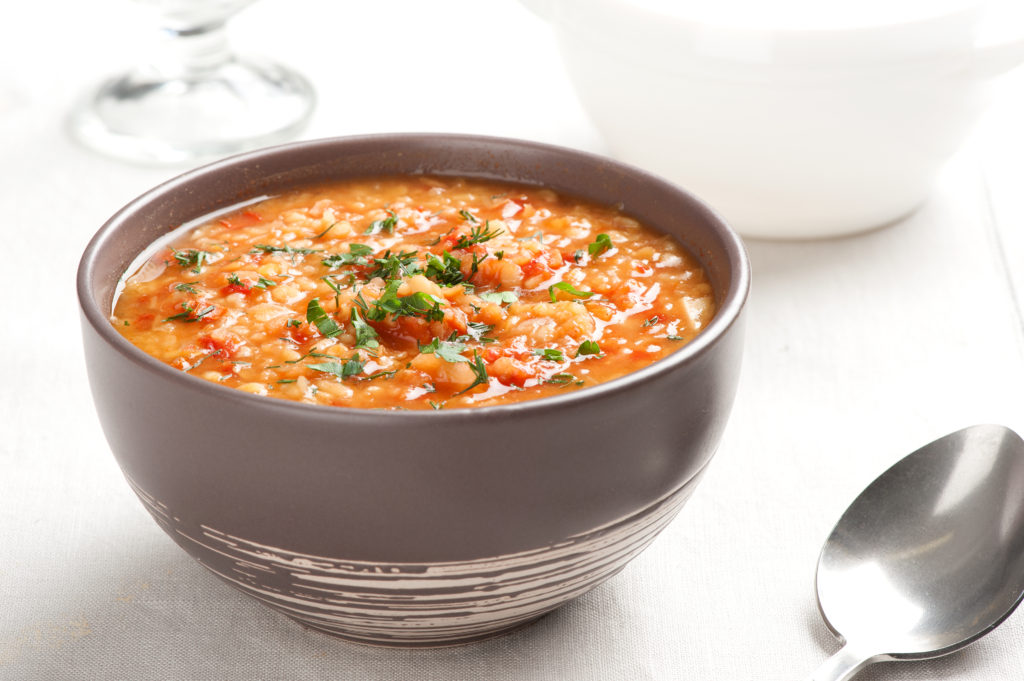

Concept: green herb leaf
[[314, 222, 337, 239], [366, 250, 421, 280], [364, 210, 398, 235], [452, 221, 503, 249], [251, 244, 320, 256], [286, 319, 301, 328], [350, 307, 380, 350], [174, 282, 199, 294], [458, 209, 478, 223], [308, 353, 365, 380], [359, 279, 447, 322], [588, 233, 613, 257], [425, 251, 464, 287], [548, 281, 594, 302], [532, 348, 566, 362], [321, 243, 374, 269], [171, 249, 211, 274], [479, 291, 518, 305], [163, 303, 215, 323], [666, 334, 684, 341], [465, 321, 495, 343], [546, 372, 577, 385], [363, 368, 400, 381], [642, 315, 660, 327], [420, 337, 470, 364], [576, 340, 601, 357], [454, 351, 489, 395], [305, 298, 342, 338]]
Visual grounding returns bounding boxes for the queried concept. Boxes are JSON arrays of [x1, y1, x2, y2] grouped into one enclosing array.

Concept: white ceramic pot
[[525, 0, 1024, 239]]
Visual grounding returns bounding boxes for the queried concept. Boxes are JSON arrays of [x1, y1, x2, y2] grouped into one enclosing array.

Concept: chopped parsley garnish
[[314, 222, 337, 239], [546, 372, 584, 386], [479, 291, 518, 305], [495, 250, 504, 260], [305, 298, 342, 338], [469, 252, 488, 277], [452, 221, 503, 249], [576, 340, 601, 357], [425, 228, 454, 247], [321, 243, 374, 269], [251, 244, 320, 256], [171, 249, 211, 274], [350, 307, 379, 350], [286, 319, 301, 328], [428, 400, 444, 410], [366, 250, 421, 280], [356, 279, 447, 322], [284, 349, 335, 365], [364, 368, 400, 381], [419, 337, 470, 364], [458, 209, 479, 223], [667, 334, 684, 341], [642, 315, 660, 327], [533, 348, 566, 362], [453, 350, 489, 395], [588, 233, 613, 257], [174, 282, 199, 294], [548, 282, 594, 302], [465, 321, 495, 343], [321, 276, 344, 308], [164, 304, 215, 323], [308, 353, 365, 380], [277, 379, 297, 384], [425, 251, 464, 287], [364, 210, 398, 235], [227, 273, 276, 289]]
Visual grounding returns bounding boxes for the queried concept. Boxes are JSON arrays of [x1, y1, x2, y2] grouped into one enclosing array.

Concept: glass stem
[[163, 21, 233, 76]]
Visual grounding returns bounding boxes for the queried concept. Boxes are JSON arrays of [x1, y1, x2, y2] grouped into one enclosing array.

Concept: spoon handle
[[805, 644, 884, 681]]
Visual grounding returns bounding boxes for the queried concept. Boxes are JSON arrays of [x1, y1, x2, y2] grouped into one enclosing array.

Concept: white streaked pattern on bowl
[[125, 472, 702, 646]]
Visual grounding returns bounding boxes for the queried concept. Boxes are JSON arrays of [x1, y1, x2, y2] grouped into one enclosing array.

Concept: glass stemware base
[[71, 55, 315, 165]]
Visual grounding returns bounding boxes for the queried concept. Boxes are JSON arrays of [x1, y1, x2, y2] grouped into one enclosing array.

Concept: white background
[[2, 1, 1024, 679]]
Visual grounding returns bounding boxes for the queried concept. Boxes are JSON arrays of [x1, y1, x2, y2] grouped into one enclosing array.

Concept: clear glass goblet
[[70, 0, 315, 164]]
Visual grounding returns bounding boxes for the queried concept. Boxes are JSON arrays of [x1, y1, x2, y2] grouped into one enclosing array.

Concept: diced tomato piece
[[133, 313, 155, 331], [218, 210, 262, 229], [285, 322, 315, 344], [200, 334, 241, 359], [220, 283, 251, 296]]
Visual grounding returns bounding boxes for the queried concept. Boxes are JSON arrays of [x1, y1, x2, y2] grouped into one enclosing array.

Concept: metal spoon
[[807, 424, 1024, 680]]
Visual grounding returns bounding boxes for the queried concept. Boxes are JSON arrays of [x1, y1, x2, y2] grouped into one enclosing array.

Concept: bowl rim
[[77, 132, 750, 423]]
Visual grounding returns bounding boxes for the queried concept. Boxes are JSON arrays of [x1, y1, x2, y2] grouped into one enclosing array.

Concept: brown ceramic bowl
[[77, 134, 749, 647]]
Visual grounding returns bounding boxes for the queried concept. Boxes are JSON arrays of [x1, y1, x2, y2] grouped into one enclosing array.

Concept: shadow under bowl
[[77, 133, 749, 646]]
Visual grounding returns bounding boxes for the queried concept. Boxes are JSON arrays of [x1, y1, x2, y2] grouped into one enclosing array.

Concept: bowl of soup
[[77, 133, 749, 646]]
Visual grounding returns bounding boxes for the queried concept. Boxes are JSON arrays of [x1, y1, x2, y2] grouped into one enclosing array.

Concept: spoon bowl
[[809, 424, 1024, 680]]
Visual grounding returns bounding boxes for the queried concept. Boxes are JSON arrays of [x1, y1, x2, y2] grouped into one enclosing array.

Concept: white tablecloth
[[3, 1, 1024, 679]]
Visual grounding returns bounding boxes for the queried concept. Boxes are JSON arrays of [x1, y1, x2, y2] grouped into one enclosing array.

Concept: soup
[[112, 176, 715, 409]]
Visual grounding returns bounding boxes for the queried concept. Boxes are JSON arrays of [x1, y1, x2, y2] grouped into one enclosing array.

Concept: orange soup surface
[[112, 177, 716, 410]]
